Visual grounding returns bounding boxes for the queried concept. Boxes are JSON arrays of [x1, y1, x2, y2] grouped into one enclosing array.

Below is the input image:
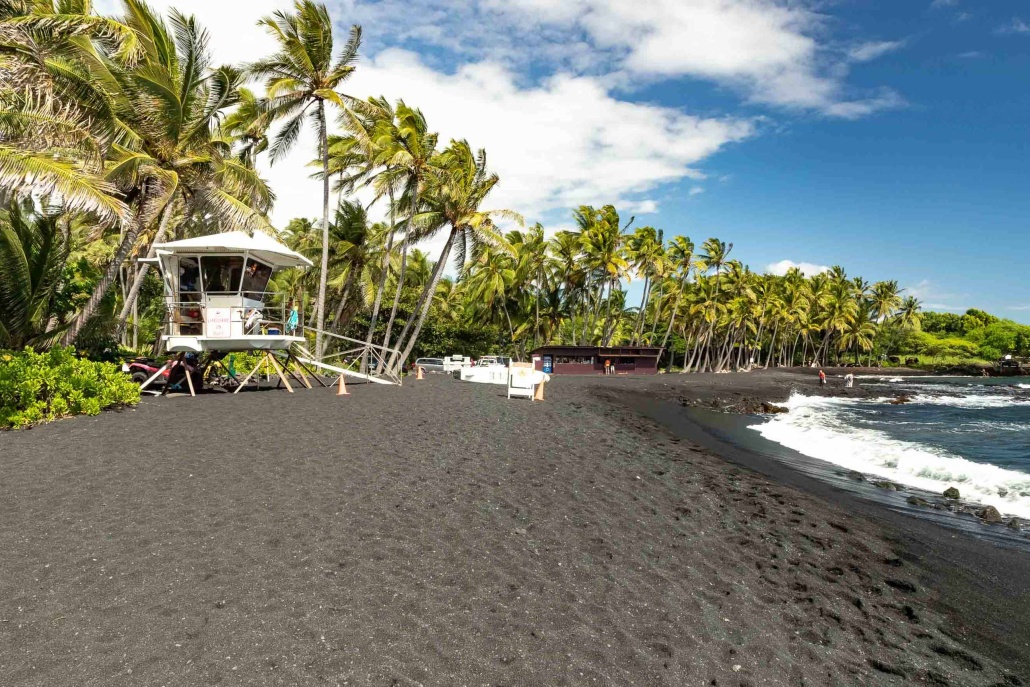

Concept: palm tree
[[660, 235, 693, 352], [697, 238, 732, 371], [375, 101, 439, 357], [388, 140, 520, 373], [626, 226, 663, 344], [249, 1, 361, 358], [72, 5, 272, 344]]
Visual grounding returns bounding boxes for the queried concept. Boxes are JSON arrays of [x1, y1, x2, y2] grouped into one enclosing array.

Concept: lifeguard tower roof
[[154, 230, 313, 268]]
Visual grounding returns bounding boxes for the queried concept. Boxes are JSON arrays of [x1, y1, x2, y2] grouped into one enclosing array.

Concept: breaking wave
[[750, 394, 1030, 519]]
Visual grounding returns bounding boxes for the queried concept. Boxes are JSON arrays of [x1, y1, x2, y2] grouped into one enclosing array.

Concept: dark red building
[[530, 345, 663, 375]]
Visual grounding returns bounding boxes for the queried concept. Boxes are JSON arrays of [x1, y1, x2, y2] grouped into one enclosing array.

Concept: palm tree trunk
[[392, 228, 456, 375], [649, 281, 664, 342], [331, 265, 356, 329], [361, 198, 396, 373], [314, 102, 331, 360], [633, 274, 650, 344], [63, 194, 151, 346], [381, 233, 408, 353], [115, 201, 175, 338]]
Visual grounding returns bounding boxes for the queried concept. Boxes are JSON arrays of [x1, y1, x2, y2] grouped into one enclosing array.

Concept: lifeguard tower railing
[[295, 327, 403, 386], [165, 292, 293, 338]]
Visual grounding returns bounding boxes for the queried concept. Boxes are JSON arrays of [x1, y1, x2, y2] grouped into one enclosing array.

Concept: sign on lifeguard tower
[[207, 308, 231, 338]]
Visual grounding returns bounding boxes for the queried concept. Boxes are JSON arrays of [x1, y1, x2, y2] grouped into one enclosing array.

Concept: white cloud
[[688, 187, 704, 196], [95, 0, 753, 236], [957, 51, 983, 59], [997, 18, 1030, 35], [765, 260, 829, 277], [848, 41, 905, 63], [339, 0, 903, 118], [623, 199, 659, 214], [930, 0, 958, 8], [1007, 305, 1030, 312]]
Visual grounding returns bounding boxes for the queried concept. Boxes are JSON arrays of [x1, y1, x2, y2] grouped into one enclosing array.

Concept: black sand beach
[[1, 371, 1027, 685]]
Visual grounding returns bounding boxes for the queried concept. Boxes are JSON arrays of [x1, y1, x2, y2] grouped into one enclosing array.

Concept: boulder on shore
[[907, 496, 930, 507], [943, 487, 960, 500], [874, 480, 902, 491], [978, 506, 1003, 524], [1007, 518, 1021, 531]]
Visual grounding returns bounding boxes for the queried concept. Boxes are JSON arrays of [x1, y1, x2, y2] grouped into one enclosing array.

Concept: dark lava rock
[[943, 487, 960, 500], [907, 496, 931, 507], [874, 480, 902, 491], [1007, 518, 1022, 531], [759, 402, 788, 414], [847, 471, 866, 482], [889, 395, 912, 405], [978, 506, 1003, 524]]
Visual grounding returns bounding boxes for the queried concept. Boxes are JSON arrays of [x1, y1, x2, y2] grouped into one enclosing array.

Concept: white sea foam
[[909, 394, 1027, 409], [1019, 384, 1030, 390], [750, 394, 1030, 519]]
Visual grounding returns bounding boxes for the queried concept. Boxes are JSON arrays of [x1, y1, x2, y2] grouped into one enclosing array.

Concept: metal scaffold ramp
[[294, 328, 403, 386]]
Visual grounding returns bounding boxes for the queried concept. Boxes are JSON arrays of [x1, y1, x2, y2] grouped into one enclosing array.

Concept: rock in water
[[943, 487, 960, 500], [874, 480, 901, 491], [847, 471, 866, 482], [907, 496, 930, 507], [978, 506, 1003, 523], [1007, 518, 1021, 531]]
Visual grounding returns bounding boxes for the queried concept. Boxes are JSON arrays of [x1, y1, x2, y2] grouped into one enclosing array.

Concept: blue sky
[[99, 0, 1030, 321]]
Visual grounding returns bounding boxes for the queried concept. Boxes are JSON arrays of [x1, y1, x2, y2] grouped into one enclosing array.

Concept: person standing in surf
[[819, 369, 827, 386]]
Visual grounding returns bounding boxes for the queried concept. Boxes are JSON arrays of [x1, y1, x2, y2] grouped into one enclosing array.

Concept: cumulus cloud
[[95, 0, 753, 231], [766, 260, 829, 277]]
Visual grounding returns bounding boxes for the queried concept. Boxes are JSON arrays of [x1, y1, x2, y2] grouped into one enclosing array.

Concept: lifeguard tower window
[[179, 258, 200, 301], [241, 258, 273, 298], [201, 256, 243, 294]]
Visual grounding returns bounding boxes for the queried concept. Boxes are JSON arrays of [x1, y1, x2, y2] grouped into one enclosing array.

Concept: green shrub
[[0, 347, 140, 429]]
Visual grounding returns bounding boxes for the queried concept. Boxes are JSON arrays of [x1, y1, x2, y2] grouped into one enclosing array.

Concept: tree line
[[1, 0, 943, 373]]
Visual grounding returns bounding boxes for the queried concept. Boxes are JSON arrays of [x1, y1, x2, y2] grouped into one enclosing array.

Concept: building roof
[[530, 345, 663, 357], [154, 230, 312, 268]]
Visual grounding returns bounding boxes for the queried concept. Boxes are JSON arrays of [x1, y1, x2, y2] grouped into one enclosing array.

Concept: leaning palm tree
[[388, 140, 521, 373], [249, 1, 361, 358]]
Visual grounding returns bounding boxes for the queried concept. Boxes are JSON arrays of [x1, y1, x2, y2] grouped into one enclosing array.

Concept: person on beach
[[819, 369, 826, 386], [605, 359, 612, 375], [844, 373, 854, 388]]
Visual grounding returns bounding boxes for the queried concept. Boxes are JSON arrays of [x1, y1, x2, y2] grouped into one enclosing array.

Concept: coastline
[[585, 371, 1030, 676]]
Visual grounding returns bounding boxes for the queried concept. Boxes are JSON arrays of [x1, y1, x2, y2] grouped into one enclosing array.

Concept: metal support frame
[[299, 327, 402, 386]]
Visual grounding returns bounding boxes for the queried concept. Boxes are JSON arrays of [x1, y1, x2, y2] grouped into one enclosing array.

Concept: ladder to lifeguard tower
[[292, 328, 402, 386]]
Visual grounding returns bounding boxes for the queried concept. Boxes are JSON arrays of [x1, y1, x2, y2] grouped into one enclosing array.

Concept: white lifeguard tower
[[138, 229, 403, 396], [137, 230, 322, 395]]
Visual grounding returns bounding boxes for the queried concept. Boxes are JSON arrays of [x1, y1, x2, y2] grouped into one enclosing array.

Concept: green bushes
[[0, 347, 140, 429]]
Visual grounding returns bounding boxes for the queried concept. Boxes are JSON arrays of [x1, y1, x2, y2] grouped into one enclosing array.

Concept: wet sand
[[0, 372, 1027, 685]]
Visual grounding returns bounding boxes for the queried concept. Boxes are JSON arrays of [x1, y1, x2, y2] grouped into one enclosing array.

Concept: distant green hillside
[[897, 309, 1030, 369]]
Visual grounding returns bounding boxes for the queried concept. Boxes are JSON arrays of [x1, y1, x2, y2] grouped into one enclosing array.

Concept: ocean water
[[750, 377, 1030, 519]]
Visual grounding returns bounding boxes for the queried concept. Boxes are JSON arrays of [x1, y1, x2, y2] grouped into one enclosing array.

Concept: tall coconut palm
[[71, 4, 272, 344], [388, 140, 520, 373], [697, 238, 732, 371], [249, 1, 361, 358], [660, 235, 693, 351]]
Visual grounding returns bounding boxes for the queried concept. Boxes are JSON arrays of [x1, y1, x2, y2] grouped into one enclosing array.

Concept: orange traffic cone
[[337, 374, 349, 396], [533, 379, 546, 401], [416, 366, 424, 380]]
